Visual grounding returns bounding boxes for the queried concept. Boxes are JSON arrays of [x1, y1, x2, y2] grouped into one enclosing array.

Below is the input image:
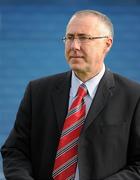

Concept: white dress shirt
[[68, 64, 105, 180]]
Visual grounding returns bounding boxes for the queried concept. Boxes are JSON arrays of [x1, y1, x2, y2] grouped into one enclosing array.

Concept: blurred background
[[0, 0, 140, 179]]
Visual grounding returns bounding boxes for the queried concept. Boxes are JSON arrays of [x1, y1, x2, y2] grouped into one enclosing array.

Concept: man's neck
[[74, 65, 105, 83]]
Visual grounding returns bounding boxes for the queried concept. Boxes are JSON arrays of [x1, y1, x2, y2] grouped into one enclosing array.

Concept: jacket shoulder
[[29, 71, 71, 88], [113, 72, 140, 94]]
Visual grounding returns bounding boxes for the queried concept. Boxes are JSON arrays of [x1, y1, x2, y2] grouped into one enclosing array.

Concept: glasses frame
[[62, 35, 109, 43]]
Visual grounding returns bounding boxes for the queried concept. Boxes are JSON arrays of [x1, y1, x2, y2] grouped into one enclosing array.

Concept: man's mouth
[[70, 56, 83, 58]]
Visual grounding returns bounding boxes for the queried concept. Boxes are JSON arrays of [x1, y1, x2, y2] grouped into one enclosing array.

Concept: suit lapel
[[52, 71, 71, 132], [83, 70, 115, 132], [51, 70, 115, 133]]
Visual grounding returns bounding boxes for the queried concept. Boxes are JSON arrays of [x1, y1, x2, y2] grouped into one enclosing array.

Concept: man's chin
[[70, 65, 84, 73], [70, 64, 80, 70]]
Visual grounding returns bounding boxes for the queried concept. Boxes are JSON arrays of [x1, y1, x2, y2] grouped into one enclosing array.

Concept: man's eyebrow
[[78, 33, 89, 36], [66, 33, 89, 36], [66, 33, 74, 36]]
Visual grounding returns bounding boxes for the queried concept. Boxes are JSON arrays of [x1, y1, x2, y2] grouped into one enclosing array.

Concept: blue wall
[[0, 1, 140, 179]]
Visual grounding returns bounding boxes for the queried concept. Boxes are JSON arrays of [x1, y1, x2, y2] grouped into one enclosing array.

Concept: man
[[1, 9, 140, 180]]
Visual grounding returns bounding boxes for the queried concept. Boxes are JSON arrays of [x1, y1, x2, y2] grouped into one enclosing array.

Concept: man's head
[[64, 10, 113, 82]]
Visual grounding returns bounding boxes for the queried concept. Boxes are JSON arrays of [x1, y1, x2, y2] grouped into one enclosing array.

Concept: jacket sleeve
[[0, 83, 34, 180], [104, 98, 140, 180]]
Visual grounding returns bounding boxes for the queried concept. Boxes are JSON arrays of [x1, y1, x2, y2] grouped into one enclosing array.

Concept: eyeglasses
[[62, 35, 108, 44]]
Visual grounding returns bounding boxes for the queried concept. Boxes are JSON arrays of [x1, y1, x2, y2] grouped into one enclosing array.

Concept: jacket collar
[[52, 69, 115, 133]]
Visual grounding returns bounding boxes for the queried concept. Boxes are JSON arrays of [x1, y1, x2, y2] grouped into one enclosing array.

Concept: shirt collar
[[71, 64, 105, 99]]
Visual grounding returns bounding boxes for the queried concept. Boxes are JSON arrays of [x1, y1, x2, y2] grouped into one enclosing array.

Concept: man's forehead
[[66, 16, 102, 34], [69, 13, 99, 24]]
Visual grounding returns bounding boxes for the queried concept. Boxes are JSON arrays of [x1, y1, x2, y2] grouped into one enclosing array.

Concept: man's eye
[[79, 36, 88, 40], [67, 36, 74, 40]]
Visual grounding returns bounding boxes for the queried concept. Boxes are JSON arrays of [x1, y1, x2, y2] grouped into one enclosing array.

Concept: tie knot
[[77, 83, 87, 98]]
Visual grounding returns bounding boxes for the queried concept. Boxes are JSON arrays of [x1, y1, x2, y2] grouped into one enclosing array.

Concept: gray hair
[[68, 9, 114, 38]]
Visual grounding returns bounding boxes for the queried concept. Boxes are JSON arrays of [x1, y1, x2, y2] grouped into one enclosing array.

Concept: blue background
[[0, 0, 140, 179]]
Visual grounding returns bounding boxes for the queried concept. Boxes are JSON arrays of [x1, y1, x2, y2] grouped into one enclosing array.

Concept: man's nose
[[70, 38, 81, 50]]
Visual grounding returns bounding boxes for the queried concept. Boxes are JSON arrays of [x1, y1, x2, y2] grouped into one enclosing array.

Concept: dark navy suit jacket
[[1, 69, 140, 179]]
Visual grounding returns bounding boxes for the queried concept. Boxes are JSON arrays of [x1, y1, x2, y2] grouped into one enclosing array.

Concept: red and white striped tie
[[52, 83, 87, 180]]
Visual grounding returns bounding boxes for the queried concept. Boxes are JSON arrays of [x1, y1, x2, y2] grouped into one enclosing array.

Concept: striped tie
[[52, 83, 87, 180]]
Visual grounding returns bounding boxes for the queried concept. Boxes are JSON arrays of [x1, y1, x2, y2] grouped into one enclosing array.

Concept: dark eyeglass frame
[[62, 35, 109, 43]]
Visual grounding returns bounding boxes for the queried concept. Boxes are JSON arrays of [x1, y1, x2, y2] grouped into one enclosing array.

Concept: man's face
[[65, 14, 112, 79]]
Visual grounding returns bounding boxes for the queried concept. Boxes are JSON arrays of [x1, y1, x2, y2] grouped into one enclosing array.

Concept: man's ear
[[106, 37, 113, 47], [105, 37, 113, 53]]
